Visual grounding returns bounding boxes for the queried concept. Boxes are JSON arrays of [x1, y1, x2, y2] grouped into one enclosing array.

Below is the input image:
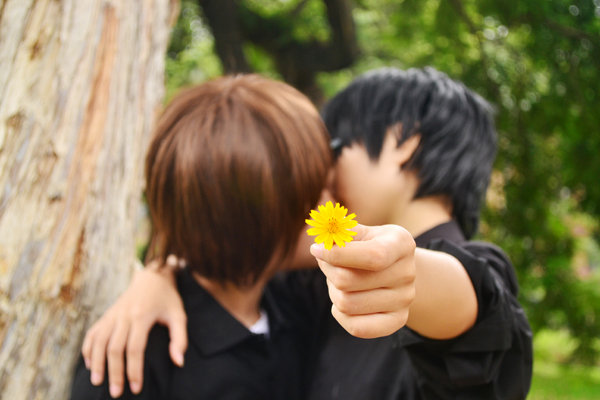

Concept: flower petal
[[333, 233, 346, 248], [307, 227, 326, 236], [305, 219, 324, 228], [326, 201, 334, 214], [310, 210, 327, 224], [325, 234, 334, 250], [315, 233, 329, 244], [339, 207, 348, 218], [336, 230, 354, 241], [340, 220, 358, 229]]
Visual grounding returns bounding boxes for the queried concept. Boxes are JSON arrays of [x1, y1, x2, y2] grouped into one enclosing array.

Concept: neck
[[392, 195, 453, 238], [192, 273, 267, 328]]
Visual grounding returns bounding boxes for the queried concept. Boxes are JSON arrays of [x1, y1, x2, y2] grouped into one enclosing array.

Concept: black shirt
[[72, 221, 532, 399], [71, 268, 309, 400], [271, 220, 533, 400]]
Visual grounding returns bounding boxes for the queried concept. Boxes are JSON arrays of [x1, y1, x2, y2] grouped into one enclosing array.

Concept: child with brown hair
[[71, 74, 331, 399]]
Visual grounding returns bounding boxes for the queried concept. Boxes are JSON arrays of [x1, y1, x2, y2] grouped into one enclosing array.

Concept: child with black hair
[[80, 67, 532, 400], [316, 67, 532, 399]]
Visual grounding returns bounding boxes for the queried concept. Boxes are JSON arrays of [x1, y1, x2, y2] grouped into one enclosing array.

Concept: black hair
[[322, 67, 497, 239]]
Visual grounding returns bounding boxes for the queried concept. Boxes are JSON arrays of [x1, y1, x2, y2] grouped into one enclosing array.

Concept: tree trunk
[[0, 0, 178, 398], [202, 0, 252, 74]]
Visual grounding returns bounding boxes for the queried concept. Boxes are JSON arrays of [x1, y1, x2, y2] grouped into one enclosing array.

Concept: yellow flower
[[306, 201, 358, 250]]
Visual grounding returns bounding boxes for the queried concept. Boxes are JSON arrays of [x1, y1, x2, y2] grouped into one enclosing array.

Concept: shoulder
[[268, 270, 325, 298], [146, 324, 170, 353], [461, 241, 511, 267], [267, 270, 329, 326], [143, 325, 174, 380], [426, 237, 520, 297], [461, 241, 519, 296]]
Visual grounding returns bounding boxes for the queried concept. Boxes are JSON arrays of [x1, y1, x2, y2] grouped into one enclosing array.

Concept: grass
[[528, 330, 600, 400]]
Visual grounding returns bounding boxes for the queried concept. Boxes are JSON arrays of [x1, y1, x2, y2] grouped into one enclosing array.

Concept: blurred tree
[[0, 0, 178, 398], [168, 0, 359, 104], [167, 0, 600, 364]]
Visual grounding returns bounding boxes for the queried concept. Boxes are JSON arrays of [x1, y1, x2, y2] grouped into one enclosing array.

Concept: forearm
[[405, 248, 477, 339]]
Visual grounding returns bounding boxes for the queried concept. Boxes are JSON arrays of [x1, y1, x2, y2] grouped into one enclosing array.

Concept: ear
[[395, 134, 421, 167]]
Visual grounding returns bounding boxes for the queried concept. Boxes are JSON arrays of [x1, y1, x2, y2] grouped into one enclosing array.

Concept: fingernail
[[130, 382, 141, 394], [109, 384, 121, 398], [91, 372, 102, 386], [175, 352, 184, 367], [310, 243, 323, 260], [84, 358, 90, 369]]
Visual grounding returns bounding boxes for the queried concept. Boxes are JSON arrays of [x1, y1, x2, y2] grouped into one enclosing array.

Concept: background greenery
[[164, 0, 600, 397]]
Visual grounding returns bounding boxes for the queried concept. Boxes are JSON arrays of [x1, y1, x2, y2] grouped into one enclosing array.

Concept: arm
[[310, 225, 476, 339], [82, 261, 186, 398], [403, 240, 533, 399], [406, 248, 477, 338], [317, 230, 532, 399]]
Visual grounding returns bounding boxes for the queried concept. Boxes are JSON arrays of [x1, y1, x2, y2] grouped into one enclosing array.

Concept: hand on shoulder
[[81, 261, 187, 398]]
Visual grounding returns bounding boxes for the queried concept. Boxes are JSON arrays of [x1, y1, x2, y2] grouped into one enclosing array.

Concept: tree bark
[[0, 0, 178, 398]]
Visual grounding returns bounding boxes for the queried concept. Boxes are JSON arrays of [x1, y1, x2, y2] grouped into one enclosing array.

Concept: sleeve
[[398, 239, 533, 400], [70, 326, 173, 400]]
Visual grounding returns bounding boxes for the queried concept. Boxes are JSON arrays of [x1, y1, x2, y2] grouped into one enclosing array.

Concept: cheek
[[334, 166, 378, 224]]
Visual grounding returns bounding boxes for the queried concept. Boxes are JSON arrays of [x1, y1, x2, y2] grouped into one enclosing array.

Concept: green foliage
[[165, 0, 221, 99], [244, 0, 331, 43], [530, 329, 600, 399], [165, 0, 600, 363]]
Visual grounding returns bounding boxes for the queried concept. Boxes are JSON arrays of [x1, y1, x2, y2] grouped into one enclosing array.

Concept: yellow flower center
[[326, 218, 339, 233]]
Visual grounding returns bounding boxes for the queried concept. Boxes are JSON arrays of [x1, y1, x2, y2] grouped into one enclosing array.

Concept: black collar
[[177, 268, 290, 357], [414, 220, 465, 248]]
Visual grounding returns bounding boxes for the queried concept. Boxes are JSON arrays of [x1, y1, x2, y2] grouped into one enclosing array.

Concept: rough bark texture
[[0, 0, 178, 398]]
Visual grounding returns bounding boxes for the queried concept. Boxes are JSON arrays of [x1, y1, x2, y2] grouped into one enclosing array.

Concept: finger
[[82, 325, 97, 369], [166, 312, 188, 368], [327, 281, 413, 316], [106, 321, 130, 398], [318, 259, 412, 292], [125, 318, 153, 394], [331, 306, 409, 339], [89, 327, 112, 386], [310, 225, 415, 271]]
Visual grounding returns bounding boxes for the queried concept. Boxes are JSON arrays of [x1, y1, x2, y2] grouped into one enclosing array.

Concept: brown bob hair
[[145, 75, 331, 287]]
